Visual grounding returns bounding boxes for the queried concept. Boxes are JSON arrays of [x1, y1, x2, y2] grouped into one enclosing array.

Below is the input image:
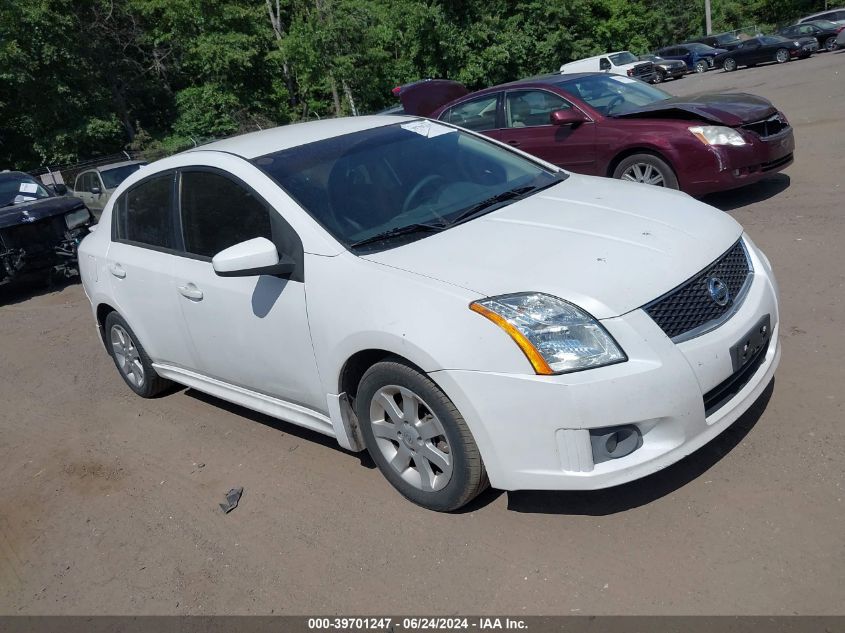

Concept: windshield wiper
[[447, 175, 566, 227], [349, 222, 448, 249]]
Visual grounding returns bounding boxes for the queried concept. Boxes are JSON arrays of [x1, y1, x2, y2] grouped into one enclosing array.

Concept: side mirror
[[53, 183, 68, 195], [90, 186, 101, 195], [212, 237, 295, 278], [550, 109, 586, 126]]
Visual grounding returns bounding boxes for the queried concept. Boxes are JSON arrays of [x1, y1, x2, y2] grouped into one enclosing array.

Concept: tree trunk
[[342, 80, 358, 116], [329, 74, 342, 117]]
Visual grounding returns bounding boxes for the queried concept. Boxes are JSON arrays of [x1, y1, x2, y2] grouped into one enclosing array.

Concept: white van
[[560, 51, 656, 83]]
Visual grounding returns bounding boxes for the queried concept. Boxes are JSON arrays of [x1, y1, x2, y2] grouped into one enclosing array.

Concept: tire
[[355, 359, 488, 511], [653, 69, 665, 84], [823, 36, 837, 52], [104, 312, 170, 398], [612, 153, 679, 189], [775, 48, 790, 64], [723, 57, 737, 72], [694, 59, 708, 73]]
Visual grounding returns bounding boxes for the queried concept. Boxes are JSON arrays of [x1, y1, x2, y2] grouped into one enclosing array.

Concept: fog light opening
[[590, 425, 643, 464]]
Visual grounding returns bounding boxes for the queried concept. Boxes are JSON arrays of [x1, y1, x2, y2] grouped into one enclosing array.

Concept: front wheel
[[775, 48, 790, 63], [613, 154, 679, 189], [824, 36, 838, 51], [355, 360, 488, 511], [695, 59, 708, 73], [723, 57, 737, 72], [652, 69, 665, 84]]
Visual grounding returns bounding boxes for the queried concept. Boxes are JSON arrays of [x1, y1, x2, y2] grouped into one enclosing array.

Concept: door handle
[[507, 140, 521, 146], [108, 263, 126, 279], [178, 283, 204, 301]]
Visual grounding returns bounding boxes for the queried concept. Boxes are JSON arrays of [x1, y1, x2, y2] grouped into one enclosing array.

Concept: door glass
[[179, 171, 272, 258], [505, 90, 571, 128], [440, 95, 499, 131], [115, 174, 175, 249]]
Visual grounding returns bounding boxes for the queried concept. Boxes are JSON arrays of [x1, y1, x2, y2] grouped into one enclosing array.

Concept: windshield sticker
[[400, 120, 455, 138], [19, 182, 38, 193], [611, 76, 638, 84]]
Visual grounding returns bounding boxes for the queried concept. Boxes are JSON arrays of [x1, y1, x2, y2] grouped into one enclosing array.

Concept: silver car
[[73, 161, 146, 217]]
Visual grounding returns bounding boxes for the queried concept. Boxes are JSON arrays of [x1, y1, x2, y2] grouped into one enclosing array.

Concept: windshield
[[810, 19, 838, 29], [556, 74, 672, 116], [715, 34, 739, 43], [100, 163, 144, 189], [254, 121, 564, 251], [609, 51, 638, 65], [686, 43, 715, 52], [760, 36, 788, 44], [0, 174, 53, 208]]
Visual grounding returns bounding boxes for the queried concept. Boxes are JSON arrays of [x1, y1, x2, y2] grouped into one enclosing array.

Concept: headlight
[[688, 125, 747, 146], [470, 292, 626, 375], [65, 208, 90, 229], [794, 41, 801, 46]]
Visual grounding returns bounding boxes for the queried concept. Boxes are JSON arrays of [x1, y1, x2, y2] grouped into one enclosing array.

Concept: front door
[[493, 89, 597, 173], [171, 169, 324, 411]]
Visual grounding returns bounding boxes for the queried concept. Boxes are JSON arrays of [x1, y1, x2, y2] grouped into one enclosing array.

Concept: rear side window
[[114, 174, 175, 249], [440, 94, 499, 132], [179, 171, 272, 258]]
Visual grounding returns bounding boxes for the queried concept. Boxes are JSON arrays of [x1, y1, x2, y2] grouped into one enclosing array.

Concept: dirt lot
[[1, 52, 843, 616]]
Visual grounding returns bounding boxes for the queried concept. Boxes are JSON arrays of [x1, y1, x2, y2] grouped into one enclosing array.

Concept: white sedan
[[78, 116, 780, 511]]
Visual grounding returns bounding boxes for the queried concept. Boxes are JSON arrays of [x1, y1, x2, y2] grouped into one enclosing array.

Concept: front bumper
[[431, 238, 780, 491], [683, 127, 795, 196]]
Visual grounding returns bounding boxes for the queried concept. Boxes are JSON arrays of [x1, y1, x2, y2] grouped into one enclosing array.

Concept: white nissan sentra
[[79, 116, 780, 511]]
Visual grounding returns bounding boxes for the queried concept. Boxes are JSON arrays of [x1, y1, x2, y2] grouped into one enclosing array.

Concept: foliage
[[0, 0, 826, 169]]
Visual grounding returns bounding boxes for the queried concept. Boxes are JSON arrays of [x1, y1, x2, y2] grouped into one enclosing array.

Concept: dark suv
[[1, 171, 94, 286]]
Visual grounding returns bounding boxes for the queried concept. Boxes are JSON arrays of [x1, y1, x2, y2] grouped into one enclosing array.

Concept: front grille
[[0, 215, 67, 252], [643, 240, 752, 341], [703, 340, 769, 416], [742, 114, 790, 139]]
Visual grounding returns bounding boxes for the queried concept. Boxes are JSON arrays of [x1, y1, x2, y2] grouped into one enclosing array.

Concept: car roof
[[800, 7, 845, 20], [564, 51, 631, 63], [0, 170, 32, 180], [188, 115, 412, 159]]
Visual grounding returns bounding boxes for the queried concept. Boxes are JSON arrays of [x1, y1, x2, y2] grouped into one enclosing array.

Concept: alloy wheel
[[110, 324, 145, 388], [695, 60, 707, 73], [724, 58, 737, 71], [621, 162, 666, 186], [776, 49, 789, 63], [825, 37, 837, 51], [369, 385, 453, 492]]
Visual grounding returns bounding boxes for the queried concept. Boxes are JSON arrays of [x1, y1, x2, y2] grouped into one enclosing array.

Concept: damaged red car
[[394, 74, 794, 196]]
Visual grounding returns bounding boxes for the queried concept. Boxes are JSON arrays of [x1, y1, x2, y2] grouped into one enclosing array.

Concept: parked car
[[715, 35, 815, 71], [638, 55, 687, 83], [688, 32, 743, 51], [778, 20, 844, 51], [1, 171, 95, 286], [797, 7, 845, 25], [79, 116, 781, 511], [560, 51, 656, 83], [655, 43, 727, 73], [392, 72, 794, 196], [73, 160, 146, 217]]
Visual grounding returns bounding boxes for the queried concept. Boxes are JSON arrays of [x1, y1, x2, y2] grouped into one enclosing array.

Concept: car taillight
[[391, 86, 402, 95]]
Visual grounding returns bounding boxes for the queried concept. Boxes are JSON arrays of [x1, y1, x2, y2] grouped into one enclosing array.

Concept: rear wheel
[[652, 69, 665, 84], [775, 48, 790, 63], [723, 57, 737, 72], [356, 359, 488, 511], [695, 59, 708, 73], [105, 312, 170, 398], [824, 36, 838, 51], [613, 154, 679, 189]]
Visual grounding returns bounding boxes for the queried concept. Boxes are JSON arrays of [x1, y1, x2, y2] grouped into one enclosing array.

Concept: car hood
[[362, 174, 742, 319], [614, 92, 778, 126], [0, 196, 87, 230]]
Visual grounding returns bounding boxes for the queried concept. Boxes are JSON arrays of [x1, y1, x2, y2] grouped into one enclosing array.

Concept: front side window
[[440, 95, 499, 131], [115, 174, 175, 249], [609, 51, 638, 65], [556, 74, 672, 116], [505, 90, 571, 128], [254, 121, 564, 251], [178, 171, 272, 258]]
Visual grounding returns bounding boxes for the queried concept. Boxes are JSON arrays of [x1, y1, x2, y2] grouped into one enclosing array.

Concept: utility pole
[[705, 0, 712, 34]]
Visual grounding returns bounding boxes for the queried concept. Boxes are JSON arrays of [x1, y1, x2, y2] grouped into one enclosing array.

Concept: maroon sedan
[[395, 74, 794, 196]]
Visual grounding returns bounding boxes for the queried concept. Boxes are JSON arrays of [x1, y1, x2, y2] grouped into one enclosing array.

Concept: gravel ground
[[1, 51, 843, 615]]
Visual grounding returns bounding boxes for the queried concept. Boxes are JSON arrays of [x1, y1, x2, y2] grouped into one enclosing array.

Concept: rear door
[[493, 89, 597, 173], [106, 172, 195, 369]]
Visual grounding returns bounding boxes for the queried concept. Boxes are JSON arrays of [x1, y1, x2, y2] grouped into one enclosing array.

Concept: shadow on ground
[[0, 275, 79, 306], [505, 379, 775, 515], [702, 174, 790, 212]]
